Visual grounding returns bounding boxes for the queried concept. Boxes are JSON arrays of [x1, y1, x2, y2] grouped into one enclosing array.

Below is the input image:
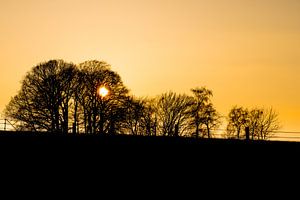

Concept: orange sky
[[0, 0, 300, 132]]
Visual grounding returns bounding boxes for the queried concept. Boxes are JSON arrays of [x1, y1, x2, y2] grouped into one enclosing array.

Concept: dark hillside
[[0, 131, 299, 154], [0, 131, 298, 175]]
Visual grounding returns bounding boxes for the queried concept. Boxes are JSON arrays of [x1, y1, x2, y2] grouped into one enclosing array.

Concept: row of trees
[[4, 59, 280, 140]]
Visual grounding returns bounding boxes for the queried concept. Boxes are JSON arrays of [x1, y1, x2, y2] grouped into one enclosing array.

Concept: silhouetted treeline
[[4, 59, 280, 140]]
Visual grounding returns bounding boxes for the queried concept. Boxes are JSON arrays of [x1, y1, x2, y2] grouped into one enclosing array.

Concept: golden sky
[[0, 0, 300, 132]]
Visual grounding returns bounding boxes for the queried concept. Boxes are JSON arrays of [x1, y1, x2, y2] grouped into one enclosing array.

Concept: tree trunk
[[174, 123, 179, 137], [195, 124, 199, 139], [87, 112, 92, 134], [99, 112, 104, 134], [63, 103, 69, 134], [54, 106, 60, 133], [109, 116, 115, 135], [146, 120, 151, 136], [51, 112, 56, 133], [153, 120, 157, 136], [206, 124, 210, 138], [73, 99, 78, 135], [92, 111, 96, 134]]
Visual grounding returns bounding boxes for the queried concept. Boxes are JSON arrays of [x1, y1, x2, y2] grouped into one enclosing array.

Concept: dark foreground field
[[0, 131, 298, 175], [1, 130, 299, 145], [0, 131, 299, 153]]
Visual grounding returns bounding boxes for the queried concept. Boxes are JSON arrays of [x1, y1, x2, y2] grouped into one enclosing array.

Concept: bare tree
[[4, 59, 129, 135], [248, 109, 263, 140], [122, 97, 159, 136], [4, 60, 77, 133], [140, 98, 158, 136], [189, 87, 215, 138], [77, 60, 129, 134], [226, 106, 249, 139], [227, 106, 280, 140], [248, 108, 280, 140], [201, 103, 221, 138], [122, 97, 146, 135], [58, 64, 78, 133], [156, 92, 193, 137]]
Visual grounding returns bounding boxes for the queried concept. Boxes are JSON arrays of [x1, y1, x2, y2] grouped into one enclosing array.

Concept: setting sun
[[99, 86, 109, 98]]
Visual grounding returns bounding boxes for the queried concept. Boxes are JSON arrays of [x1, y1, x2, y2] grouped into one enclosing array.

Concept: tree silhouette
[[226, 106, 249, 139], [140, 98, 158, 136], [59, 64, 79, 133], [156, 92, 193, 137], [189, 87, 219, 138], [227, 106, 280, 140], [248, 109, 263, 140], [76, 60, 129, 134], [248, 108, 280, 140], [123, 97, 159, 136], [4, 59, 129, 135], [122, 97, 146, 135], [4, 58, 281, 141], [201, 103, 221, 138], [5, 60, 77, 133]]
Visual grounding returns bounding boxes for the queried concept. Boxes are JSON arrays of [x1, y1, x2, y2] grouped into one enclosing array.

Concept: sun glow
[[98, 86, 109, 98]]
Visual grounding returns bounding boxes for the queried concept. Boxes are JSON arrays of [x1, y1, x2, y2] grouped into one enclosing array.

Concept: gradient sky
[[0, 0, 300, 132]]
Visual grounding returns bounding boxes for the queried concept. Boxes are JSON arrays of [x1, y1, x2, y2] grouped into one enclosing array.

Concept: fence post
[[4, 119, 7, 131]]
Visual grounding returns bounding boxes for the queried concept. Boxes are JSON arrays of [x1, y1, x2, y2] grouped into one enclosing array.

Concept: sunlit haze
[[0, 0, 300, 133]]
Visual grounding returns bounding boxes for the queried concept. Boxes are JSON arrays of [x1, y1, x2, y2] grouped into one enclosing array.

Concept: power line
[[270, 136, 300, 139], [211, 128, 300, 134], [273, 131, 300, 134]]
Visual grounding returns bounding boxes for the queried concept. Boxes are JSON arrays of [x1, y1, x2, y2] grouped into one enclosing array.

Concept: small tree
[[226, 106, 249, 139], [201, 103, 221, 138], [248, 108, 280, 140], [189, 87, 215, 138], [140, 98, 158, 136], [248, 109, 264, 140], [122, 97, 146, 135], [156, 92, 193, 137], [227, 106, 280, 140]]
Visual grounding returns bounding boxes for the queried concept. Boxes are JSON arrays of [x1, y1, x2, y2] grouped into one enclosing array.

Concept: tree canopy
[[4, 59, 280, 140]]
